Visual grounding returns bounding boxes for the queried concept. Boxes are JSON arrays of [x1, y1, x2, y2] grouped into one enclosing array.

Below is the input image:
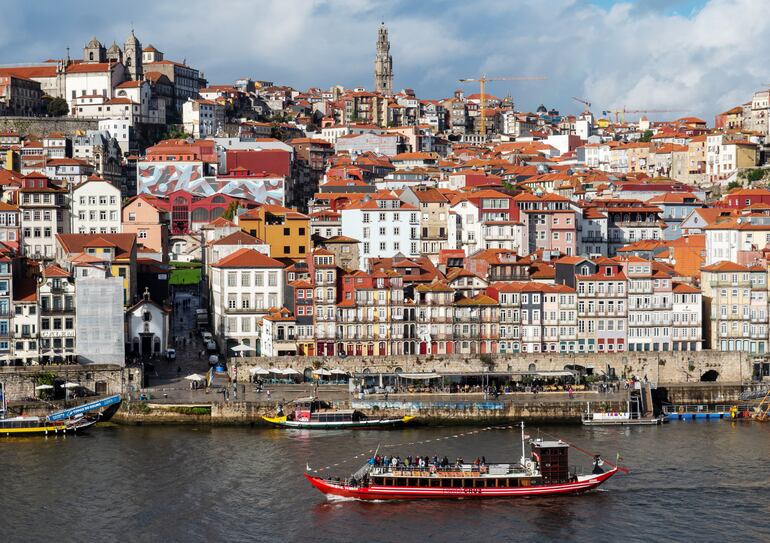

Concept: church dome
[[107, 41, 121, 54], [86, 37, 102, 48]]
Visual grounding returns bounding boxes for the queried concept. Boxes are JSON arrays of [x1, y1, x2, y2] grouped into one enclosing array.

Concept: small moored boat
[[263, 397, 414, 429], [0, 414, 97, 436], [582, 401, 664, 426], [305, 423, 623, 500]]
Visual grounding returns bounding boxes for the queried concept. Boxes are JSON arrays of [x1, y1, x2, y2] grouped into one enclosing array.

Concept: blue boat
[[662, 403, 747, 421]]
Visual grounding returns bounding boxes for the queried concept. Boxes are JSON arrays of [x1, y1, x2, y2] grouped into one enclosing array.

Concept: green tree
[[639, 129, 654, 143], [740, 168, 765, 183], [46, 97, 69, 117], [726, 180, 741, 192], [222, 201, 239, 221]]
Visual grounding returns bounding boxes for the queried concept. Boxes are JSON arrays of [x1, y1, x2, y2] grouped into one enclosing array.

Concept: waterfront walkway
[[139, 381, 629, 406]]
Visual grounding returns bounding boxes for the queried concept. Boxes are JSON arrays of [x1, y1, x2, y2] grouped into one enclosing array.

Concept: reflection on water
[[1, 422, 768, 543]]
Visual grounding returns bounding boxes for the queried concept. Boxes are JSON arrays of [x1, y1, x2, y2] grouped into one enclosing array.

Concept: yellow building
[[701, 261, 768, 354], [237, 204, 310, 260]]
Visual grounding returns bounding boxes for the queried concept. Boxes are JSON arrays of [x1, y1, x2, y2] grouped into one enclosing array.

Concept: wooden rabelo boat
[[306, 424, 622, 500]]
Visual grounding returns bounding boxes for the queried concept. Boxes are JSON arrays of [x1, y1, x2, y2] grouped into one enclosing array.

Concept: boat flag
[[306, 462, 311, 471], [616, 452, 623, 463]]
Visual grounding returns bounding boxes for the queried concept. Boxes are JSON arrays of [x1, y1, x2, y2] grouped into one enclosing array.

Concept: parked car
[[166, 348, 176, 360], [201, 331, 213, 342], [206, 339, 217, 352]]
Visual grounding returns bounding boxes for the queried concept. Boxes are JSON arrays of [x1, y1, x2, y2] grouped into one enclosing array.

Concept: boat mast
[[520, 421, 526, 464]]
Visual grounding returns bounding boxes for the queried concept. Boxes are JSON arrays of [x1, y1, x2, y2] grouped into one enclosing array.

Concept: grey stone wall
[[0, 117, 99, 137], [232, 351, 752, 385], [0, 364, 141, 401]]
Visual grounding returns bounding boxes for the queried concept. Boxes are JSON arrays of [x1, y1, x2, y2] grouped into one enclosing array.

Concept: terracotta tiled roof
[[212, 248, 284, 268], [42, 265, 69, 278], [209, 230, 263, 246], [56, 233, 136, 259]]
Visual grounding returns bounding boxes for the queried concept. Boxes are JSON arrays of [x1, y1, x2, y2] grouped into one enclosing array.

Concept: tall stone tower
[[123, 30, 143, 80], [374, 22, 393, 95]]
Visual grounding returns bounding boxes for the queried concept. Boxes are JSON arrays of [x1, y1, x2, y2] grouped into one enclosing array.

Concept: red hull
[[305, 468, 618, 500]]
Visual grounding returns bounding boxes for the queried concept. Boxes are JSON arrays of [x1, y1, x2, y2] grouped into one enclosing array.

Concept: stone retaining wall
[[0, 364, 142, 400], [0, 117, 99, 136], [111, 397, 627, 425], [232, 351, 751, 385]]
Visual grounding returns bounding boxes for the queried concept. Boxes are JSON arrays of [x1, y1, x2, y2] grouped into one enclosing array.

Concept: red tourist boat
[[305, 424, 622, 500]]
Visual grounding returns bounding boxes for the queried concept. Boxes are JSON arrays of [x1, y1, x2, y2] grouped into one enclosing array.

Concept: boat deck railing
[[369, 464, 529, 477], [662, 404, 747, 414]]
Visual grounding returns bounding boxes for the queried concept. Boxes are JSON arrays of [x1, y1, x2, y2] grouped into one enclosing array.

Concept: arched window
[[89, 52, 94, 61], [191, 208, 209, 223]]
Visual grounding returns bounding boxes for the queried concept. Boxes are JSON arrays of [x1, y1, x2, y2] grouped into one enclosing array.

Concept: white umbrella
[[35, 384, 54, 390], [268, 368, 284, 374], [249, 366, 270, 376], [231, 344, 253, 353], [330, 368, 349, 375], [184, 373, 206, 381], [63, 382, 80, 389], [282, 368, 300, 375], [313, 368, 332, 376], [0, 354, 9, 362], [43, 350, 57, 358]]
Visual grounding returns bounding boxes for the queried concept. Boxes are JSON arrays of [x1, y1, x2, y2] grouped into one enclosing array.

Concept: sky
[[0, 0, 767, 122]]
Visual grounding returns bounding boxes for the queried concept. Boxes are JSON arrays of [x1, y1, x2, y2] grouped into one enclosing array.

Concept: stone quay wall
[[231, 351, 752, 385], [0, 364, 142, 401], [112, 397, 628, 426]]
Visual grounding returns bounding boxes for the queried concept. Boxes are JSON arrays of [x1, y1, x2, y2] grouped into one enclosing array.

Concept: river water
[[1, 422, 769, 543]]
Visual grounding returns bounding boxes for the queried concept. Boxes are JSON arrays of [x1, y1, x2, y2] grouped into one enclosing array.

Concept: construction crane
[[572, 96, 591, 111], [602, 108, 686, 125], [458, 75, 547, 135]]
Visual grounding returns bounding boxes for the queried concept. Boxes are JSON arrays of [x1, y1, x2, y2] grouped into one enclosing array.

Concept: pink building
[[513, 193, 577, 256]]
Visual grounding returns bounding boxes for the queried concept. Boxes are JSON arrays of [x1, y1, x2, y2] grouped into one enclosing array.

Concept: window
[[227, 272, 237, 287]]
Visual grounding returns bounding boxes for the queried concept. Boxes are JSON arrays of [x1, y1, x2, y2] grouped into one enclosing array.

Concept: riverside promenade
[[112, 379, 630, 425]]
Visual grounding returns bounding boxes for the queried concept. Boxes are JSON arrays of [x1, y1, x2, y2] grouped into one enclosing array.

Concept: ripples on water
[[1, 422, 769, 543]]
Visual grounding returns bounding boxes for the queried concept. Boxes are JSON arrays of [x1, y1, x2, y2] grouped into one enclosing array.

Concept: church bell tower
[[124, 29, 143, 80], [374, 22, 393, 95]]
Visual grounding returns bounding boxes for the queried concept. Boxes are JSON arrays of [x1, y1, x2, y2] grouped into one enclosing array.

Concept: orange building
[[237, 204, 310, 260]]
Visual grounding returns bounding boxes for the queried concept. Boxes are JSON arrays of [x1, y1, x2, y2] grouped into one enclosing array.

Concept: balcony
[[40, 307, 75, 315], [224, 307, 262, 314]]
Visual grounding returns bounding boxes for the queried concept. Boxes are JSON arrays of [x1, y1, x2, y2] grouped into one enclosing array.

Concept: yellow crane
[[602, 108, 686, 124], [572, 96, 591, 111], [458, 75, 547, 135]]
